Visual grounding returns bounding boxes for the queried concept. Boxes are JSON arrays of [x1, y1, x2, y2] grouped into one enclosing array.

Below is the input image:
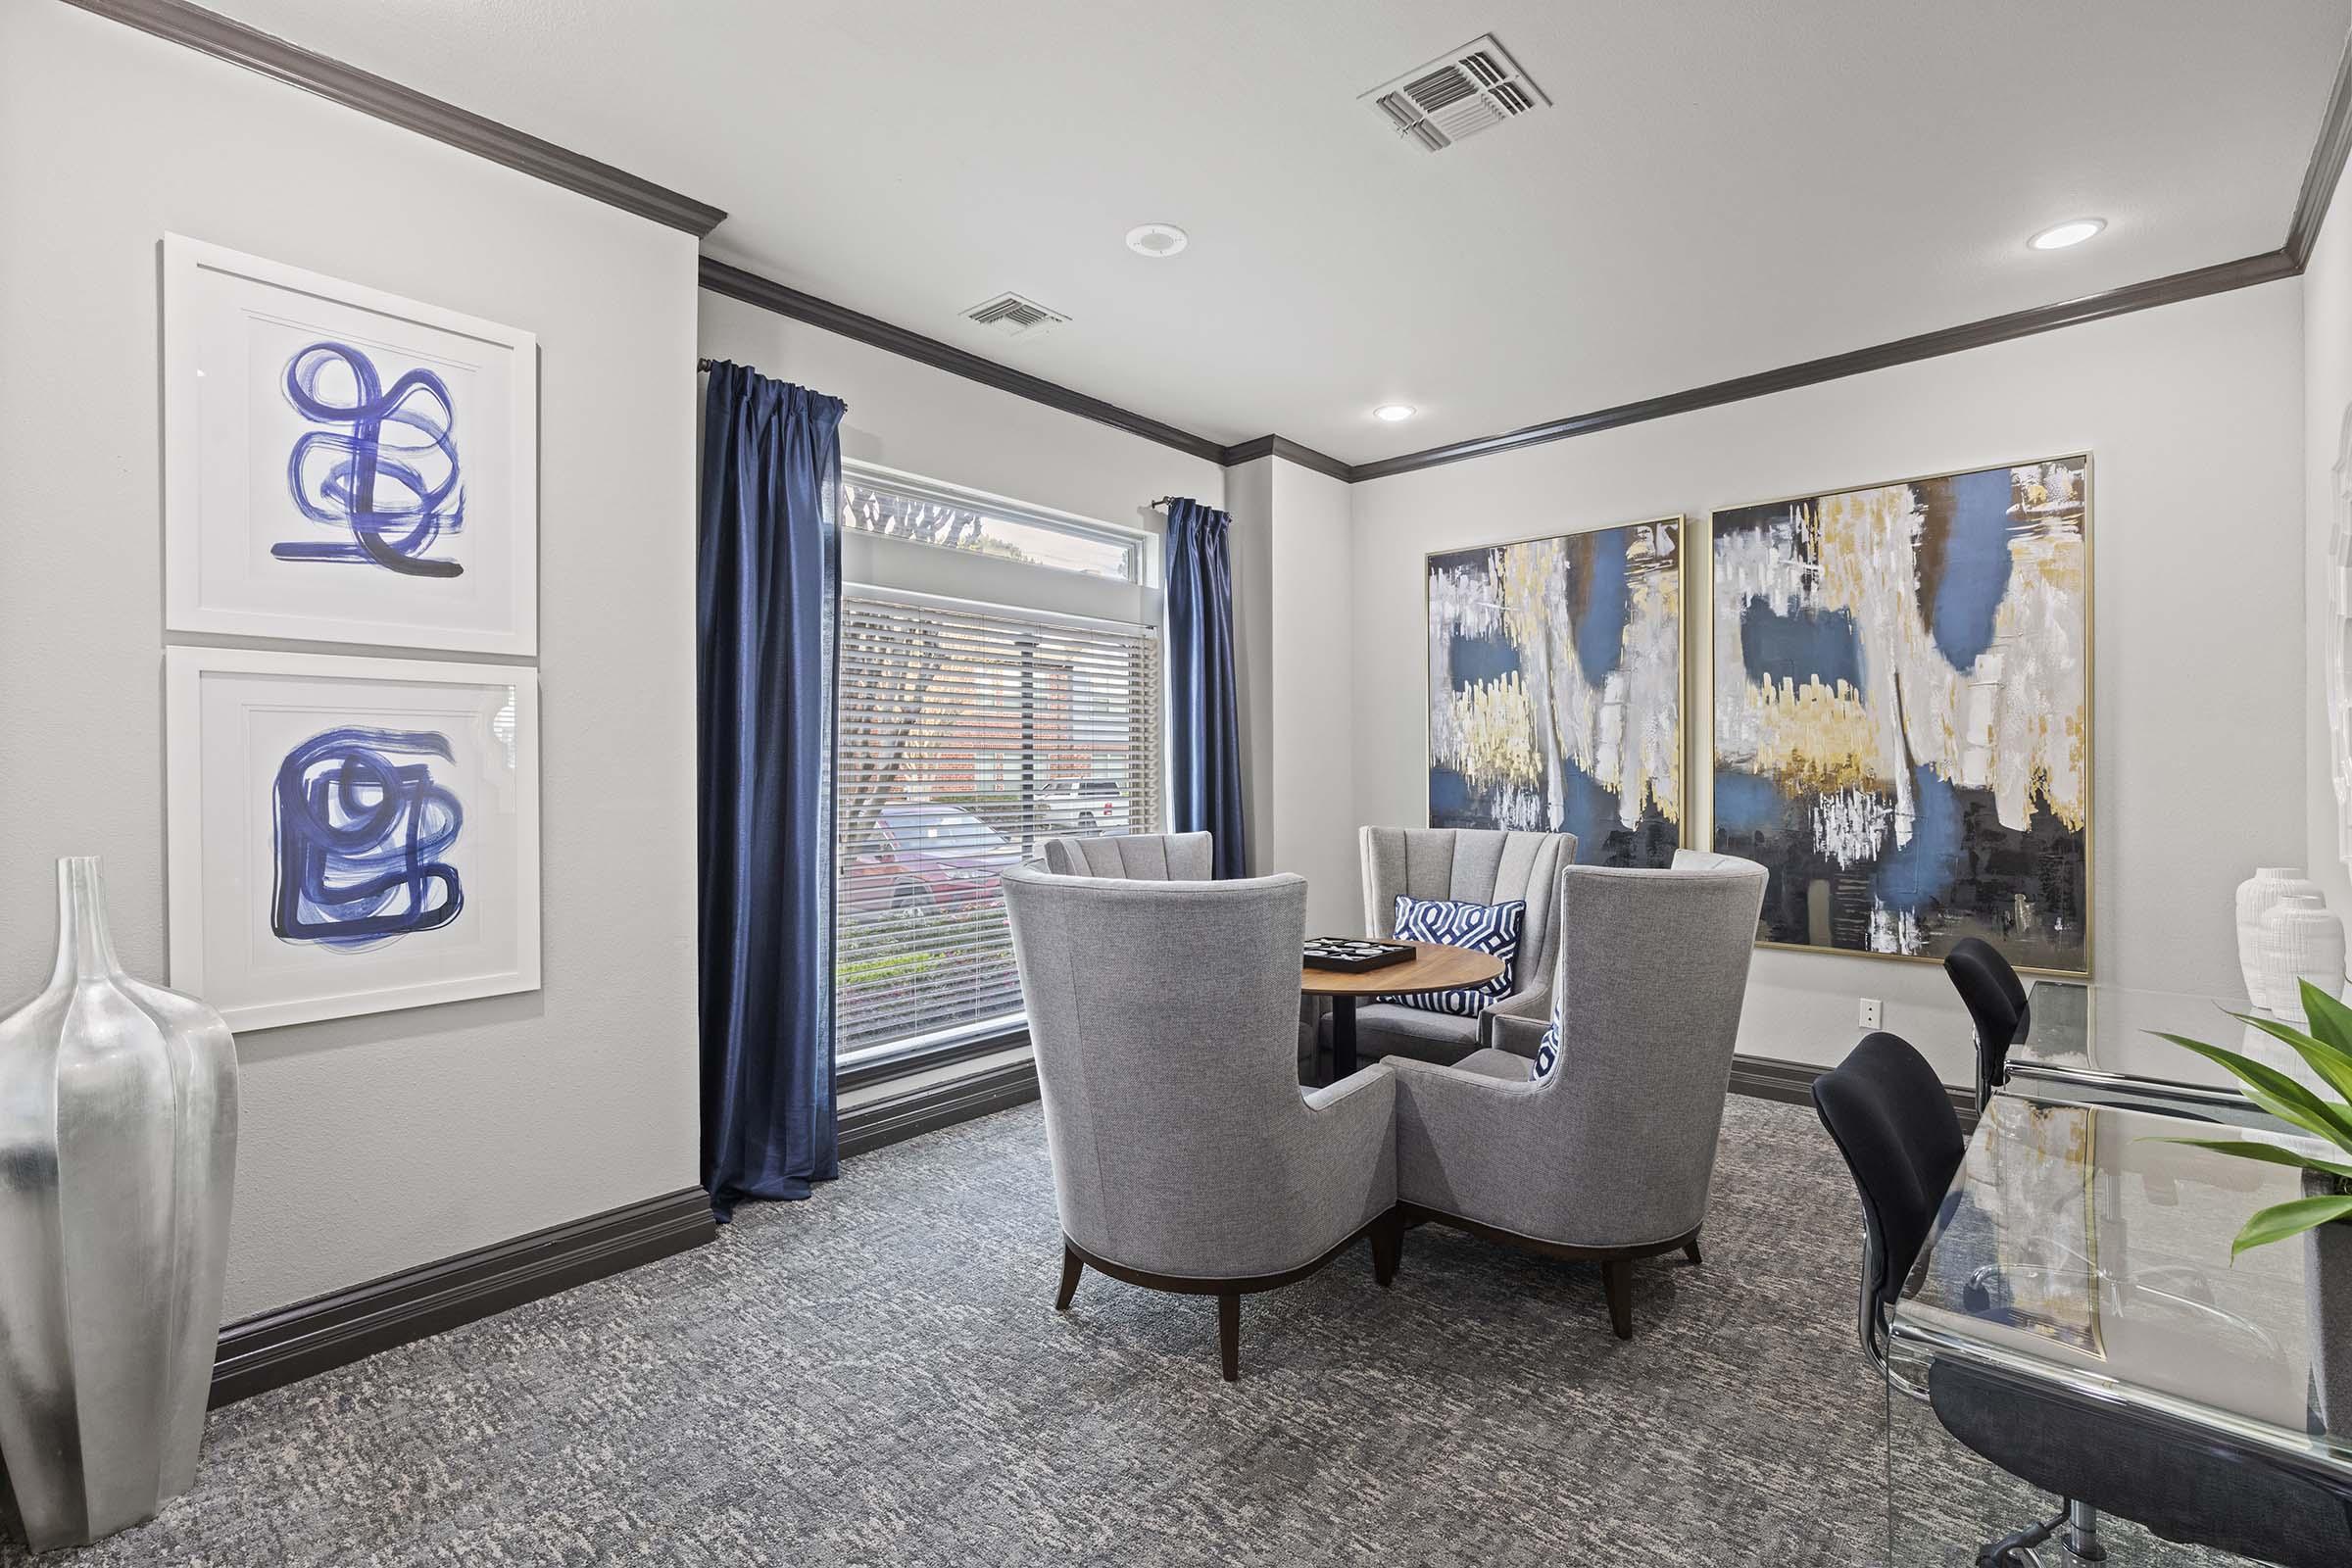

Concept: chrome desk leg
[[2062, 1501, 2105, 1562]]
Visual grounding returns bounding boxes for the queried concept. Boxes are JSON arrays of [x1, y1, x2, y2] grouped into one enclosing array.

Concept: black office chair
[[1811, 1031, 1967, 1374], [1812, 1032, 2104, 1562], [1944, 938, 2028, 1111], [1817, 1033, 2352, 1566]]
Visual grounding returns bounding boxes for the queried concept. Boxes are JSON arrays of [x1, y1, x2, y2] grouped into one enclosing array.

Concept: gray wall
[[0, 3, 704, 1319]]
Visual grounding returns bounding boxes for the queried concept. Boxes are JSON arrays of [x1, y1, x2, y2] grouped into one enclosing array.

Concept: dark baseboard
[[1728, 1052, 1976, 1128], [839, 1055, 1040, 1159], [211, 1187, 716, 1407], [202, 1049, 1937, 1408]]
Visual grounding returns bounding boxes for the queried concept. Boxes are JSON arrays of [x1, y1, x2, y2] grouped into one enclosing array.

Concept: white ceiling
[[204, 0, 2347, 466]]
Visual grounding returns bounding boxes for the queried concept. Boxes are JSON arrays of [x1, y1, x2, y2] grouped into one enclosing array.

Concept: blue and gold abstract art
[[1425, 519, 1683, 865], [1709, 457, 2090, 971]]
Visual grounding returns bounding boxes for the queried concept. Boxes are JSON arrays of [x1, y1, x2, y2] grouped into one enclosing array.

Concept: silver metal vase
[[0, 857, 238, 1550]]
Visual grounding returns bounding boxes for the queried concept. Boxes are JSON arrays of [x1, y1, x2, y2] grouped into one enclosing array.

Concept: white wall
[[1349, 282, 2306, 1084], [2307, 160, 2352, 924], [1264, 460, 1359, 936], [0, 3, 704, 1319], [1221, 457, 1278, 876]]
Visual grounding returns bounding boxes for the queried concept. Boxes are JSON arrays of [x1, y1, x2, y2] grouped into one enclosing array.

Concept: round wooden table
[[1300, 942, 1505, 1079]]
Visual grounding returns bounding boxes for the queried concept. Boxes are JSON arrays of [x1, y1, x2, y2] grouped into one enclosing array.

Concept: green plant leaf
[[2148, 1033, 2352, 1151], [2231, 1193, 2352, 1257], [2149, 1136, 2352, 1183], [2300, 982, 2352, 1060], [2226, 1008, 2352, 1106]]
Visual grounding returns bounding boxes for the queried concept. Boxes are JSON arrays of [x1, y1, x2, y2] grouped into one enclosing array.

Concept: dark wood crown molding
[[1349, 249, 2298, 481], [63, 0, 727, 236], [700, 257, 1229, 466], [1217, 434, 1353, 482], [2288, 26, 2352, 269]]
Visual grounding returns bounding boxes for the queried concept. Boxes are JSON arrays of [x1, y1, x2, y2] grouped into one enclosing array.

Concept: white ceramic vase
[[2237, 867, 2320, 1010], [2259, 893, 2347, 1028]]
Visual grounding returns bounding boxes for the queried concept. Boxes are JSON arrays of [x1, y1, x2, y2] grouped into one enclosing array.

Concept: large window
[[834, 471, 1161, 1066]]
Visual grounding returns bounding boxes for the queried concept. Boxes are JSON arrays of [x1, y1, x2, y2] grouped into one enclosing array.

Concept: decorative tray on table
[[1302, 937, 1416, 973]]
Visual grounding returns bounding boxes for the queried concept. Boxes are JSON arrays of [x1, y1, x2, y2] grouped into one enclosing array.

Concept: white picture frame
[[167, 647, 542, 1031], [163, 234, 539, 656]]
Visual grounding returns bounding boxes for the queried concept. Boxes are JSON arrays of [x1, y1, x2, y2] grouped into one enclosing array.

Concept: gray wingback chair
[[1320, 826, 1576, 1067], [1001, 861, 1397, 1381], [1387, 856, 1768, 1340], [1039, 831, 1213, 880]]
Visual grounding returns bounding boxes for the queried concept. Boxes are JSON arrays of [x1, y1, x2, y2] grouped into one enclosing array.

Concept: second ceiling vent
[[1362, 34, 1547, 152], [961, 291, 1070, 341]]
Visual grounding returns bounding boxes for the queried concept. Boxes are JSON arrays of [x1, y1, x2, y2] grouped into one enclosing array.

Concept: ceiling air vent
[[1361, 34, 1547, 152], [961, 291, 1070, 340]]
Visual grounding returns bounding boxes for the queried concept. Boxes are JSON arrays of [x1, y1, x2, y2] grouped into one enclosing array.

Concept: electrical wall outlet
[[1859, 998, 1883, 1030]]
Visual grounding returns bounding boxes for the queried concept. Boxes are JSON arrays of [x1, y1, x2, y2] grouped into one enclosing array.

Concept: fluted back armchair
[[1039, 831, 1213, 881], [1387, 856, 1768, 1338], [1001, 861, 1397, 1379], [1338, 826, 1576, 1065]]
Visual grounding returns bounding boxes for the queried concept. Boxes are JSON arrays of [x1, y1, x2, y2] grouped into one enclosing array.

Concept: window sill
[[836, 1020, 1030, 1094]]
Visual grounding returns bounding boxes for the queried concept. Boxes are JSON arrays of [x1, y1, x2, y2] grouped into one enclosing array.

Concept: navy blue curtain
[[1163, 497, 1249, 878], [698, 362, 847, 1219]]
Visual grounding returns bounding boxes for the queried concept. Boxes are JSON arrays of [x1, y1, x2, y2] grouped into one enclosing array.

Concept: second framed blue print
[[166, 648, 542, 1031], [162, 234, 539, 656]]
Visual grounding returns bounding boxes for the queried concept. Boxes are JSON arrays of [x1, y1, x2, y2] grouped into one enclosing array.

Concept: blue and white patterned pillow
[[1383, 895, 1523, 1016], [1534, 1014, 1559, 1079]]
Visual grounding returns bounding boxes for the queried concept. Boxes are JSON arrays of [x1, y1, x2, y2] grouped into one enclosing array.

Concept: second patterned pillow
[[1382, 895, 1524, 1017]]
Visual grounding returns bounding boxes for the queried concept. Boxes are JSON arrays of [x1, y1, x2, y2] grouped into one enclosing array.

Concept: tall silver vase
[[0, 858, 238, 1550]]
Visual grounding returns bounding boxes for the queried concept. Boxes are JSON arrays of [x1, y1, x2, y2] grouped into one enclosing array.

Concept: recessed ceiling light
[[1125, 222, 1188, 258], [2029, 218, 2105, 251], [1374, 404, 1417, 422]]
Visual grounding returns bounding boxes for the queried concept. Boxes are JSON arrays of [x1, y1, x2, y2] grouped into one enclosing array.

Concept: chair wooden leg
[[1054, 1244, 1083, 1310], [1601, 1258, 1634, 1340], [1371, 1209, 1401, 1288], [1683, 1234, 1702, 1267], [1217, 1290, 1241, 1382]]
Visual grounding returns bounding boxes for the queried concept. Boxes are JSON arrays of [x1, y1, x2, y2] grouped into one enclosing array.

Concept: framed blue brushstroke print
[[166, 648, 542, 1031], [162, 235, 538, 656], [1424, 517, 1686, 866], [1707, 455, 2092, 975]]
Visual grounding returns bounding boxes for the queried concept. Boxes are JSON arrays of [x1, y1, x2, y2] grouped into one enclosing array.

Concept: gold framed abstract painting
[[1708, 457, 2091, 972], [1424, 517, 1684, 865]]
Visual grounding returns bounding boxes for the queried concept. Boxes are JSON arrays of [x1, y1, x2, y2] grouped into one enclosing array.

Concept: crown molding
[[63, 0, 728, 236], [1349, 249, 2299, 482], [2288, 26, 2352, 269], [1216, 434, 1353, 482], [701, 257, 1229, 466]]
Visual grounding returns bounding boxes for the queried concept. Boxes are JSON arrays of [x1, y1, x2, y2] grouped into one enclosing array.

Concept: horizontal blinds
[[836, 592, 1162, 1058]]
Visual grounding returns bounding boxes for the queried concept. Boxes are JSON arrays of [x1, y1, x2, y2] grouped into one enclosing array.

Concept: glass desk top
[[1890, 1092, 2352, 1476], [2005, 979, 2332, 1122]]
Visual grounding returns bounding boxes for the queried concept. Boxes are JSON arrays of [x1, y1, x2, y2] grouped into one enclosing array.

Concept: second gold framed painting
[[1708, 455, 2092, 973]]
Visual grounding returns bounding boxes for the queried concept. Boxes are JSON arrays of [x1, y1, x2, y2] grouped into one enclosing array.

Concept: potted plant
[[2155, 978, 2352, 1419], [2154, 978, 2352, 1250]]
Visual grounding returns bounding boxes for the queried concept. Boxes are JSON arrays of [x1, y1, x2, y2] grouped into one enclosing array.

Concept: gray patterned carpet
[[9, 1097, 1916, 1567]]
